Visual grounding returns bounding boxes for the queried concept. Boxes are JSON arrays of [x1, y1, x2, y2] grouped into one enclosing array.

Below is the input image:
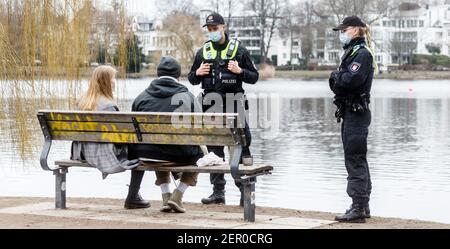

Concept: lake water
[[1, 78, 450, 224]]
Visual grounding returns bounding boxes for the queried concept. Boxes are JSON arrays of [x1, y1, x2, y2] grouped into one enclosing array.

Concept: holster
[[333, 96, 346, 123], [349, 93, 370, 114]]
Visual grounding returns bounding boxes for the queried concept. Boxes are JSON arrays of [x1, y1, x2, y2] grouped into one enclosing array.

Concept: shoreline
[[125, 70, 450, 81], [273, 70, 450, 81], [3, 69, 450, 81], [0, 197, 448, 229]]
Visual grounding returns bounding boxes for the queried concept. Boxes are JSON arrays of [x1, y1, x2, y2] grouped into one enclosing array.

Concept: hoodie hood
[[146, 77, 188, 98]]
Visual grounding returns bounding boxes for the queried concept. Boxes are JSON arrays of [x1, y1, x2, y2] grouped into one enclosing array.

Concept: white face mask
[[209, 31, 222, 43], [339, 31, 352, 45]]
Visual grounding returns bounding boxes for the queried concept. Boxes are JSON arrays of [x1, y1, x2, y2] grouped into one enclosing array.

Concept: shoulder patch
[[349, 62, 361, 73]]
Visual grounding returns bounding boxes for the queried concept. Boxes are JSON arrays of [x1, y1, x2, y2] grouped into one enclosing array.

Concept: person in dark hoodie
[[128, 56, 204, 213]]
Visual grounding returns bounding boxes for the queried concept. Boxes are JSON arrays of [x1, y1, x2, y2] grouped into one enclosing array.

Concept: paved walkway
[[0, 202, 336, 229]]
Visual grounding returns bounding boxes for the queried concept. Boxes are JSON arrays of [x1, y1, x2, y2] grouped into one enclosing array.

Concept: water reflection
[[1, 79, 450, 224], [248, 95, 450, 223]]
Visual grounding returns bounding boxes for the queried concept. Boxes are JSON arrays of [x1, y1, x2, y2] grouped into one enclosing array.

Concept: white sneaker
[[196, 152, 225, 167]]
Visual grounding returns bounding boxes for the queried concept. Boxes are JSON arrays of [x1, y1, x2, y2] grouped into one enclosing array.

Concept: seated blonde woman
[[71, 65, 150, 210]]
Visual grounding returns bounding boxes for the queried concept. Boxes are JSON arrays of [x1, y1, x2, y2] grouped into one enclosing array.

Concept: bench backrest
[[37, 110, 247, 147]]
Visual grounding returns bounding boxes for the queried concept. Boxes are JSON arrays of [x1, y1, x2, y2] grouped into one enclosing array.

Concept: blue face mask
[[339, 31, 352, 45], [209, 31, 222, 43]]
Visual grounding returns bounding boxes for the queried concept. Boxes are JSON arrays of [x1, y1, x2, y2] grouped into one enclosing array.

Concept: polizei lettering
[[222, 79, 237, 84]]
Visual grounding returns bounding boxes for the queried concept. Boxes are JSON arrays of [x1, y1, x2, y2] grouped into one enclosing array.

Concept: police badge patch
[[349, 62, 361, 73]]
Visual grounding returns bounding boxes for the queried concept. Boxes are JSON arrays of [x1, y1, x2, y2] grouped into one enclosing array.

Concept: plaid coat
[[71, 97, 140, 179]]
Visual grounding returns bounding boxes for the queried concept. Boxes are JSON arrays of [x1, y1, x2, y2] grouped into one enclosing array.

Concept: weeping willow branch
[[0, 0, 129, 161]]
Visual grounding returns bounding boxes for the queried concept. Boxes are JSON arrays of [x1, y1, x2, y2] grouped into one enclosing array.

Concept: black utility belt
[[201, 91, 249, 110], [346, 97, 370, 114], [335, 98, 370, 123], [203, 91, 246, 96]]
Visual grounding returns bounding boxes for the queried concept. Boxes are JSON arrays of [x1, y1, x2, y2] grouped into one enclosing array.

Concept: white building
[[371, 3, 450, 69], [200, 9, 301, 66], [130, 16, 178, 61], [227, 15, 262, 62], [319, 3, 450, 70], [269, 29, 302, 67], [135, 3, 450, 69]]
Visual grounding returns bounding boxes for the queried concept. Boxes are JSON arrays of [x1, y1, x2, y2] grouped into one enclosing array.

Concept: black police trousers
[[201, 93, 252, 192], [208, 123, 252, 192], [341, 109, 372, 205]]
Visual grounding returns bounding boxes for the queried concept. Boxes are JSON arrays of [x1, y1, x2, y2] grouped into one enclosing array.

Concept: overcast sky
[[116, 0, 441, 17], [124, 0, 202, 16], [122, 0, 302, 16], [124, 0, 156, 15]]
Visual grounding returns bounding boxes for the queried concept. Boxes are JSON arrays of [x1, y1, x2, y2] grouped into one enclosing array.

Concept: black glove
[[329, 71, 339, 92]]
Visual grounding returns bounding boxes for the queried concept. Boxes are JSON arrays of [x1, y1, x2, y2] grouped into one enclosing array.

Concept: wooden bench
[[37, 110, 273, 222]]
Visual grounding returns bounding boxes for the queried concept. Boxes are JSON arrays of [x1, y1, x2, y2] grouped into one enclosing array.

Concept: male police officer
[[188, 13, 259, 206], [329, 16, 374, 223]]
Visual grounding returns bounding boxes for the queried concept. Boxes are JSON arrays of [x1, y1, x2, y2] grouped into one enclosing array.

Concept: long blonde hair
[[357, 25, 379, 73], [78, 65, 117, 111]]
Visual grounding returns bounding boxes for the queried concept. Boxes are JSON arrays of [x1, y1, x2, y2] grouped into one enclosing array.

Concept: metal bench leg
[[54, 168, 68, 209], [243, 177, 257, 222]]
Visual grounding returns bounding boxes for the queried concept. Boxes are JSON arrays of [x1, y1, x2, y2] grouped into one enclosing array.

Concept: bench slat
[[47, 121, 232, 135], [41, 111, 237, 126], [50, 131, 236, 146], [138, 164, 274, 175], [55, 160, 274, 176]]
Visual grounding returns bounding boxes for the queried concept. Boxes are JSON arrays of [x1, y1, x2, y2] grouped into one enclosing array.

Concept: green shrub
[[412, 54, 450, 66]]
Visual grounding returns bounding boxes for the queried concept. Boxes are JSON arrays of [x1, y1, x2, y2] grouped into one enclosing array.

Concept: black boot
[[201, 189, 225, 205], [365, 204, 371, 218], [124, 187, 151, 209], [335, 203, 366, 223], [346, 203, 371, 218], [124, 171, 150, 209]]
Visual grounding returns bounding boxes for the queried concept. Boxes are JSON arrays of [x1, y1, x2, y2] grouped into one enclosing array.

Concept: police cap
[[203, 12, 225, 27], [333, 16, 366, 31]]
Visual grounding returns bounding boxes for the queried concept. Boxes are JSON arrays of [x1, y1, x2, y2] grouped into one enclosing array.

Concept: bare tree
[[279, 1, 302, 69], [385, 3, 424, 69], [314, 0, 398, 25], [278, 0, 329, 66], [156, 0, 198, 17], [208, 0, 241, 27], [161, 11, 204, 65], [389, 31, 418, 68], [296, 0, 319, 65], [315, 0, 430, 24], [210, 0, 220, 13], [90, 1, 125, 65], [155, 0, 203, 66], [246, 0, 285, 65]]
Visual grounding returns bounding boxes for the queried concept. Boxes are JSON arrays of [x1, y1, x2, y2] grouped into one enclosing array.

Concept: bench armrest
[[230, 145, 243, 181], [38, 112, 57, 172], [40, 138, 56, 171]]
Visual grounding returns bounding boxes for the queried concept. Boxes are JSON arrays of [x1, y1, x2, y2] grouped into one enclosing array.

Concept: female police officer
[[329, 16, 376, 223]]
